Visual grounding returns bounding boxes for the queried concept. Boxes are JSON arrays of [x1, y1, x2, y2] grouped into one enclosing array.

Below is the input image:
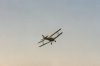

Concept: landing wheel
[[51, 42, 52, 45]]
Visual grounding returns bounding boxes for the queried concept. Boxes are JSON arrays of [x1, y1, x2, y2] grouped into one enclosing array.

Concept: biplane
[[38, 28, 63, 47]]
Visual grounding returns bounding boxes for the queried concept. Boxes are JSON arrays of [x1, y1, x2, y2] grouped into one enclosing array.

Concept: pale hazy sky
[[0, 0, 100, 66]]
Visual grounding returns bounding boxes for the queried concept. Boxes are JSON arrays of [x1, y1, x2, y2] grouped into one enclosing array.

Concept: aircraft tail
[[42, 35, 45, 38]]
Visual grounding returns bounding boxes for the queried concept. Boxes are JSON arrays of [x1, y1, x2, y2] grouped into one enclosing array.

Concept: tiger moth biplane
[[38, 28, 63, 47]]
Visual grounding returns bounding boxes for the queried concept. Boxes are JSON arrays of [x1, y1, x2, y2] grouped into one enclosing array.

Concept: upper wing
[[38, 41, 50, 47], [38, 39, 45, 43], [49, 28, 61, 38], [54, 32, 63, 39]]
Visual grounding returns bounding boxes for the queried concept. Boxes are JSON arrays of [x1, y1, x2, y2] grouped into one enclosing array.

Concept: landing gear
[[51, 42, 52, 45], [55, 40, 56, 42]]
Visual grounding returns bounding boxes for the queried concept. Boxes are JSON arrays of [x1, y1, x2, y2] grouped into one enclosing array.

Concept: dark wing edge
[[49, 28, 61, 38], [38, 41, 50, 47], [54, 32, 63, 39], [38, 39, 45, 43]]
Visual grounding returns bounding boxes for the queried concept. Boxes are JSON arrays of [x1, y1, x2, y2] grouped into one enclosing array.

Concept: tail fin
[[42, 35, 45, 38]]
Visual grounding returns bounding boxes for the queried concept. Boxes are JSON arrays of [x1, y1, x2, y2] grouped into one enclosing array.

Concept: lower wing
[[54, 32, 63, 39], [38, 39, 45, 43], [38, 41, 50, 47]]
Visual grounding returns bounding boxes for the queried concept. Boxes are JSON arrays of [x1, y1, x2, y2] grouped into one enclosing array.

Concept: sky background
[[0, 0, 100, 66]]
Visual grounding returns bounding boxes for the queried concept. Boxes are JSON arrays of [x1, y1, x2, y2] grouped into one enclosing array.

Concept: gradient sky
[[0, 0, 100, 66]]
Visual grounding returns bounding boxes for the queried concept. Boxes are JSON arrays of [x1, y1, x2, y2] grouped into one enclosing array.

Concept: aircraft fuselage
[[44, 37, 54, 41]]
